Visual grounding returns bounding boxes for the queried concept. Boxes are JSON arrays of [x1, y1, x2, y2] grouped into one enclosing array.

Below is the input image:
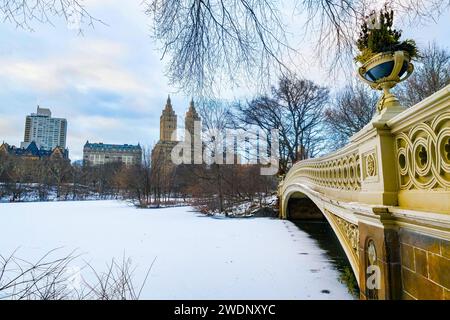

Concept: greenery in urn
[[355, 6, 419, 64]]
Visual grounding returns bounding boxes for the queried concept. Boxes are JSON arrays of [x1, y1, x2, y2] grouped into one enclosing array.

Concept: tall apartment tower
[[160, 96, 177, 142], [152, 96, 179, 171], [22, 106, 67, 151], [185, 99, 200, 138], [185, 99, 201, 163]]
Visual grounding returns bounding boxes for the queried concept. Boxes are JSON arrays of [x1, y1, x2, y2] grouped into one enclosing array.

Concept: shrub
[[355, 6, 418, 64]]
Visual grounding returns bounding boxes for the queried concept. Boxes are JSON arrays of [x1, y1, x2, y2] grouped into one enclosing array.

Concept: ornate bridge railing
[[278, 85, 450, 300], [280, 84, 450, 214], [389, 90, 450, 213]]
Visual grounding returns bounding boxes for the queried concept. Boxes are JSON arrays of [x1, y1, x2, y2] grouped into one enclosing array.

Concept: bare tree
[[397, 42, 450, 107], [0, 248, 79, 300], [0, 153, 130, 202], [3, 1, 448, 94], [115, 147, 153, 207], [146, 0, 450, 94], [196, 100, 235, 213], [0, 249, 154, 300], [83, 256, 155, 300], [324, 82, 377, 149], [235, 73, 329, 175], [48, 158, 72, 199], [150, 144, 176, 206]]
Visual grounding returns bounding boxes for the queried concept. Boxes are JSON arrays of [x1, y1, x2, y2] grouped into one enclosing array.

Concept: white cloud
[[0, 0, 186, 161], [0, 39, 149, 94], [66, 114, 155, 159], [1, 0, 448, 162], [0, 116, 24, 147]]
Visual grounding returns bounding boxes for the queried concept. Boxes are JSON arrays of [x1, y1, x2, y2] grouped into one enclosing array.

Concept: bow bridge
[[279, 85, 450, 300]]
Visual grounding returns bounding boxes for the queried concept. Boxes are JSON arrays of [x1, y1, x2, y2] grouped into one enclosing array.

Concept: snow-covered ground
[[0, 200, 353, 299]]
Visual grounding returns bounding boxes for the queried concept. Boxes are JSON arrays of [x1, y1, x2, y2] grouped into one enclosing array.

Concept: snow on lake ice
[[0, 200, 353, 299]]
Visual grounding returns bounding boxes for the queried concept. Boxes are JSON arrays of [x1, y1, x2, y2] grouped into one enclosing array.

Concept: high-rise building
[[22, 106, 67, 151], [160, 95, 178, 141], [184, 99, 201, 164], [185, 99, 200, 138], [152, 96, 179, 168]]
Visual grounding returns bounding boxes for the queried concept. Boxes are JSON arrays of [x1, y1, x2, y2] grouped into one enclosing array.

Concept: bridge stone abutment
[[279, 85, 450, 300]]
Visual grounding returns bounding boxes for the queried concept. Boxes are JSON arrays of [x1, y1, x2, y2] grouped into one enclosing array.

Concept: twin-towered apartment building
[[150, 96, 201, 169]]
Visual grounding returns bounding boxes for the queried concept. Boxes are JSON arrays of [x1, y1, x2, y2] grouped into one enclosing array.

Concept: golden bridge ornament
[[357, 50, 414, 114]]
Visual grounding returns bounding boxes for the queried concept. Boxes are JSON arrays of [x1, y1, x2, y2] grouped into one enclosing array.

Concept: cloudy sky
[[0, 1, 449, 160]]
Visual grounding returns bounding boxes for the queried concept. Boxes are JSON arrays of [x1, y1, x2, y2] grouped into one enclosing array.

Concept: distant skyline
[[0, 0, 449, 160]]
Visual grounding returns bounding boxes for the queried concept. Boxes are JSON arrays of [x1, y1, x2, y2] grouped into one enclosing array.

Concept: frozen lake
[[0, 200, 354, 299]]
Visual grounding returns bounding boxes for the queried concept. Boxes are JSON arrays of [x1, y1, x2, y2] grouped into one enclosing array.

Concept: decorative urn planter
[[357, 51, 414, 113]]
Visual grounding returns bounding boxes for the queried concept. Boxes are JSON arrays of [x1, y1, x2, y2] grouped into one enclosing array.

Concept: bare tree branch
[[396, 41, 450, 106], [324, 81, 377, 149], [234, 73, 329, 174], [147, 0, 450, 94], [0, 249, 154, 300], [0, 0, 104, 32], [145, 0, 292, 96]]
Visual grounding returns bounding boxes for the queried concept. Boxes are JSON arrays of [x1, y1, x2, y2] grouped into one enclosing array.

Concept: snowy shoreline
[[0, 200, 353, 300]]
